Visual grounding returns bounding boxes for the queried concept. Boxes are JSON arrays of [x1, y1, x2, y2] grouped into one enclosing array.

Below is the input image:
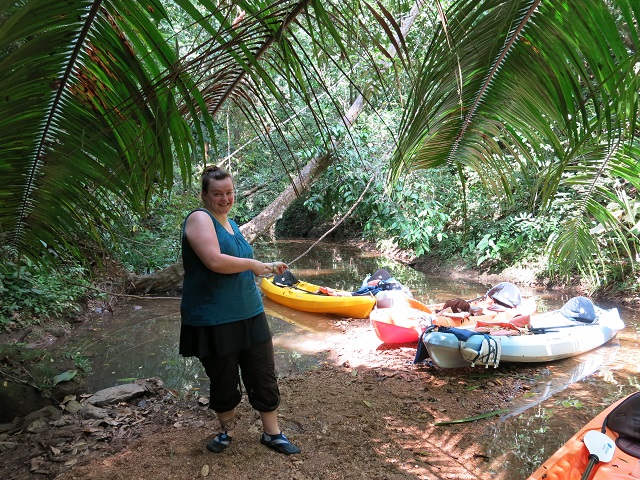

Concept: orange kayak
[[527, 393, 640, 479]]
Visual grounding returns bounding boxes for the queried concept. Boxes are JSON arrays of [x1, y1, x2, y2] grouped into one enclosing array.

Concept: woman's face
[[202, 177, 235, 216]]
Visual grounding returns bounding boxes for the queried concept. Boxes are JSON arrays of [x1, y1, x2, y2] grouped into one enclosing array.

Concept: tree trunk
[[125, 263, 185, 295], [239, 153, 333, 243]]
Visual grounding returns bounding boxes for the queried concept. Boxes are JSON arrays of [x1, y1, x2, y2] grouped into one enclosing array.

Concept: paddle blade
[[584, 430, 616, 462]]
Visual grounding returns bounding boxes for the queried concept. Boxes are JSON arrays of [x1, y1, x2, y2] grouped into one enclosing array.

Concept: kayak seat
[[603, 391, 640, 458], [273, 270, 299, 286]]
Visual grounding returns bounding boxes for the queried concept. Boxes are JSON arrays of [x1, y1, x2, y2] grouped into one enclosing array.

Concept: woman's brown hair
[[201, 165, 232, 193]]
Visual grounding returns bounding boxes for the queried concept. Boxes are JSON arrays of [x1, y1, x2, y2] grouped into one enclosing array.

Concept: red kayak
[[370, 297, 434, 343]]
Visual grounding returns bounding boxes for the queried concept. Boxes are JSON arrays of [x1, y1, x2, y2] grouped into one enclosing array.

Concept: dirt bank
[[1, 313, 579, 480]]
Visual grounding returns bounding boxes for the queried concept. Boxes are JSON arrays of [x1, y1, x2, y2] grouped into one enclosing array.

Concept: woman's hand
[[254, 261, 288, 277], [271, 261, 288, 275]]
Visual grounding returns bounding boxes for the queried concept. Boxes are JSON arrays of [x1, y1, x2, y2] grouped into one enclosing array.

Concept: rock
[[86, 378, 162, 407], [26, 417, 49, 433], [80, 403, 110, 420], [22, 406, 61, 426], [87, 384, 146, 407], [136, 377, 164, 394], [64, 400, 83, 414]]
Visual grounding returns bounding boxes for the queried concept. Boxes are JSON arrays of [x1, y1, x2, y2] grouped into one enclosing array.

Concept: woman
[[179, 165, 300, 455]]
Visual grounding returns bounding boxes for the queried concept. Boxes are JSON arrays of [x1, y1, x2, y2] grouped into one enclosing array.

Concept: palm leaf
[[0, 0, 441, 267], [0, 0, 212, 262], [390, 0, 640, 277]]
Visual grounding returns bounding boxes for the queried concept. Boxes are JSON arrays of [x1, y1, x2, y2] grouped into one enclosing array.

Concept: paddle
[[580, 430, 615, 480], [529, 323, 599, 334]]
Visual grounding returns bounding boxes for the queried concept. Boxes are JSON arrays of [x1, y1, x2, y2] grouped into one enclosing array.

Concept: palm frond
[[0, 0, 424, 265], [390, 0, 640, 277], [0, 0, 214, 263]]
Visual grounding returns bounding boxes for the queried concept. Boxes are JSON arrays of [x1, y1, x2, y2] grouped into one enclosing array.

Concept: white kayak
[[419, 304, 624, 369]]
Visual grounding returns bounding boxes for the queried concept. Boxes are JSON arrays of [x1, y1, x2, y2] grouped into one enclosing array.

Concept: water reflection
[[66, 240, 510, 393], [498, 340, 621, 421], [64, 299, 331, 395], [57, 240, 639, 479], [257, 239, 530, 306]]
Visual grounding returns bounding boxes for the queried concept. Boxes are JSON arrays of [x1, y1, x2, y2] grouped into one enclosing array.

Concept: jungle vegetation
[[1, 0, 638, 329]]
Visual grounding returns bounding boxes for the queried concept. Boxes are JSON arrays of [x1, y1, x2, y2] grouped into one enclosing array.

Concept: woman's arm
[[184, 211, 280, 276]]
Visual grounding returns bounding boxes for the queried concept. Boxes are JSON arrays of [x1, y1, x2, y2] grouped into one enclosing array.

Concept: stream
[[58, 240, 640, 479]]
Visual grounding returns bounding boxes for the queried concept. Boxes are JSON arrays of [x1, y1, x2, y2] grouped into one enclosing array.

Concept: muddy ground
[[2, 310, 622, 480]]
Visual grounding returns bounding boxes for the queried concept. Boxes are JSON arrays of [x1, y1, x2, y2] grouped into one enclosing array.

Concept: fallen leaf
[[363, 400, 372, 408], [53, 370, 77, 386]]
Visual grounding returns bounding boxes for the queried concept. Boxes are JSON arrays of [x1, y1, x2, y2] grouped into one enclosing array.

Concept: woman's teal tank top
[[180, 209, 263, 326]]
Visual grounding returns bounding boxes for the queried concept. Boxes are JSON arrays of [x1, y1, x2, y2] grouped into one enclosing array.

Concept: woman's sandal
[[206, 432, 232, 453], [260, 432, 301, 455]]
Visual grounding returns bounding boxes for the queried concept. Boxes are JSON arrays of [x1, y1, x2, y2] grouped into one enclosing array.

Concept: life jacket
[[352, 278, 405, 296]]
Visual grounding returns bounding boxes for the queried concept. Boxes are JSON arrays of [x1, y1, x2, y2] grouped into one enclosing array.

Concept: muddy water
[[60, 240, 639, 478]]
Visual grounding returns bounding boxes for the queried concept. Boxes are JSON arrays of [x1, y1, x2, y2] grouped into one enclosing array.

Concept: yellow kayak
[[260, 277, 375, 318]]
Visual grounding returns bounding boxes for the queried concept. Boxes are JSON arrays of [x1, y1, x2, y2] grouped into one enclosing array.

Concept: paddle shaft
[[466, 295, 486, 303], [580, 455, 597, 480], [530, 323, 598, 334]]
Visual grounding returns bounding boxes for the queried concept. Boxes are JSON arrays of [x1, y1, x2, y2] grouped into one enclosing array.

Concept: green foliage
[[0, 254, 91, 330], [390, 0, 640, 283], [362, 175, 451, 257], [1, 0, 637, 302], [52, 369, 77, 386], [105, 186, 201, 274], [1, 0, 212, 266], [64, 350, 93, 375], [461, 213, 561, 269]]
